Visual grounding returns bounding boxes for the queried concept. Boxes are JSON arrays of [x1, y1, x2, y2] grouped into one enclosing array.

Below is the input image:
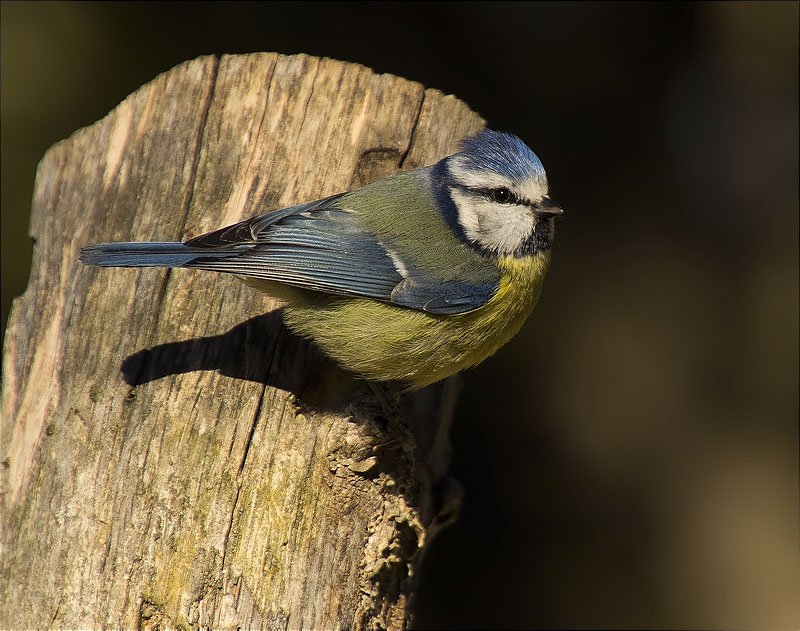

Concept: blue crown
[[458, 130, 546, 182]]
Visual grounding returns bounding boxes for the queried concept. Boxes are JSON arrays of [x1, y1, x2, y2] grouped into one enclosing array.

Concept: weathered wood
[[0, 53, 484, 629]]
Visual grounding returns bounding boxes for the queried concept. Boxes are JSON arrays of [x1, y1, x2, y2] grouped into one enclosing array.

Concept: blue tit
[[80, 130, 563, 390]]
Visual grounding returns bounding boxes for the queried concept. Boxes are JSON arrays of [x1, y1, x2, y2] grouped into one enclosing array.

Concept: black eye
[[489, 187, 514, 204]]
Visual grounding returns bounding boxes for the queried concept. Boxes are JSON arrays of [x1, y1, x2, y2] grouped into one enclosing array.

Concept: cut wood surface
[[0, 53, 484, 629]]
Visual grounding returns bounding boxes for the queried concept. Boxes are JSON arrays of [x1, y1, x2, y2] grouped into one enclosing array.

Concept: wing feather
[[182, 193, 498, 314]]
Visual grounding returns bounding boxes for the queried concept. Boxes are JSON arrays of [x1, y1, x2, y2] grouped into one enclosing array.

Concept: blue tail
[[79, 241, 248, 268]]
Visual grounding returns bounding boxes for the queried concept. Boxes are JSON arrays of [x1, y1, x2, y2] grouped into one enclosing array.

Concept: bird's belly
[[279, 252, 550, 390]]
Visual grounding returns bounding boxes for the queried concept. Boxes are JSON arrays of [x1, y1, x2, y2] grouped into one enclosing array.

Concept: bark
[[0, 53, 484, 629]]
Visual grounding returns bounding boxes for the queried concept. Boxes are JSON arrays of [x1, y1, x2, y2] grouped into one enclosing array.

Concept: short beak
[[534, 204, 564, 218]]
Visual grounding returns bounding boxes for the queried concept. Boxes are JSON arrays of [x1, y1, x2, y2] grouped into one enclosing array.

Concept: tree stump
[[0, 53, 484, 629]]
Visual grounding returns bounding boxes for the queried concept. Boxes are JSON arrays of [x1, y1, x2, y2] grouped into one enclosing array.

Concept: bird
[[80, 130, 563, 390]]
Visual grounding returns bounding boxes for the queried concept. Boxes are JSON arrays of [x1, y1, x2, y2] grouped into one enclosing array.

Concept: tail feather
[[79, 241, 250, 268]]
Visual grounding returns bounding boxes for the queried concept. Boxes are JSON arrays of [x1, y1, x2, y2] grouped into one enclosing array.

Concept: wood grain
[[0, 53, 484, 629]]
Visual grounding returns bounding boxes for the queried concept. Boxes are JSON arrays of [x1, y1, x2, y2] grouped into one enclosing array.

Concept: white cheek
[[450, 189, 481, 236], [481, 203, 535, 253], [451, 190, 534, 254]]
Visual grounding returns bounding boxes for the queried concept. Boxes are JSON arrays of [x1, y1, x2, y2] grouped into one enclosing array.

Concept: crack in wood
[[398, 91, 427, 170]]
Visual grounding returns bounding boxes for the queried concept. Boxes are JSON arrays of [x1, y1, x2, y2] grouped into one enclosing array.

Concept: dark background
[[2, 2, 797, 628]]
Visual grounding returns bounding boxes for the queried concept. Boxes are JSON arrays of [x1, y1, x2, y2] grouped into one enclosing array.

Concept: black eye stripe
[[488, 187, 513, 204], [465, 186, 524, 205], [451, 182, 531, 207]]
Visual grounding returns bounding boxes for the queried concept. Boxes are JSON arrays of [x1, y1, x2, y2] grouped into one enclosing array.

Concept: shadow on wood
[[121, 310, 318, 394]]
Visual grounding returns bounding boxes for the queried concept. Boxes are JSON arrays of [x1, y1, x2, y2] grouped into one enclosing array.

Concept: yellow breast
[[277, 251, 551, 389]]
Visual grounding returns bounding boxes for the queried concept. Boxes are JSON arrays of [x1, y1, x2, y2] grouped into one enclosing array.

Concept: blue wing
[[82, 193, 499, 315]]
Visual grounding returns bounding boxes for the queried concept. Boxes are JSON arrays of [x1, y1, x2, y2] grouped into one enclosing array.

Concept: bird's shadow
[[121, 309, 368, 412]]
